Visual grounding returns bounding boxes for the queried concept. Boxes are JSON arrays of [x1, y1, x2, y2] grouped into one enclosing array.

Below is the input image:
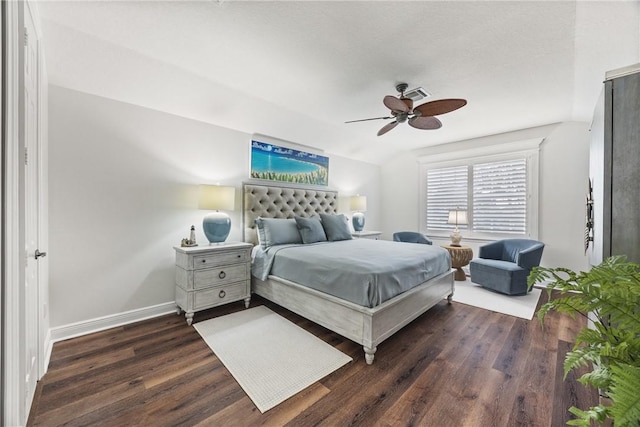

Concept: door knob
[[35, 249, 47, 259]]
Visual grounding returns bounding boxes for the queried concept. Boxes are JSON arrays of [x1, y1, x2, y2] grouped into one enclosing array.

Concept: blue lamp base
[[352, 212, 365, 232], [203, 211, 231, 243]]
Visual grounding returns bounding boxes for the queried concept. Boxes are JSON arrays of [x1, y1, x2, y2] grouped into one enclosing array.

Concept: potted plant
[[528, 256, 640, 426]]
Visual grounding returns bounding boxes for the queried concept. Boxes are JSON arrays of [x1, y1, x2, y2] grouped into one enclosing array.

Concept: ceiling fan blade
[[345, 116, 393, 124], [413, 99, 467, 117], [377, 121, 399, 136], [383, 95, 410, 113], [409, 116, 442, 130]]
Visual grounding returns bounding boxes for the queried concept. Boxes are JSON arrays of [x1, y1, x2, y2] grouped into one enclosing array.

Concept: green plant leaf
[[567, 405, 609, 425], [532, 256, 640, 426], [608, 364, 640, 426]]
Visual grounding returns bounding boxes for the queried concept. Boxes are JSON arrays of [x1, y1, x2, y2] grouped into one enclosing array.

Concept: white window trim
[[418, 138, 543, 242]]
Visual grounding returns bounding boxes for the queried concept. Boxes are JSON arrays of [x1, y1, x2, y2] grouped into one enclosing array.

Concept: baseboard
[[42, 327, 53, 377], [49, 302, 177, 344]]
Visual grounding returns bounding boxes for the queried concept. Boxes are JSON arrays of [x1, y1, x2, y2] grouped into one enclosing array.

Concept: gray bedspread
[[252, 239, 451, 308]]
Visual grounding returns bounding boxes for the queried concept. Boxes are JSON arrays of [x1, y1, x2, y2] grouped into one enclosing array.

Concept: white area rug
[[452, 278, 542, 320], [194, 305, 352, 413]]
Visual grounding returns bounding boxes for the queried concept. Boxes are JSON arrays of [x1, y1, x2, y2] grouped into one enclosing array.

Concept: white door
[[23, 6, 41, 411]]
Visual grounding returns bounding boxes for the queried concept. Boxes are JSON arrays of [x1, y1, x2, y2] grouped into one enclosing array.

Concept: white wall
[[538, 122, 591, 271], [380, 122, 591, 272], [48, 85, 380, 329]]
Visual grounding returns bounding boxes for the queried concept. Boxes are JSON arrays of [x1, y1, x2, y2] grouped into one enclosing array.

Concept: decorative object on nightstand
[[447, 208, 468, 247], [442, 244, 473, 281], [174, 242, 252, 325], [351, 230, 381, 240], [350, 195, 367, 232], [181, 225, 198, 247], [199, 184, 235, 244]]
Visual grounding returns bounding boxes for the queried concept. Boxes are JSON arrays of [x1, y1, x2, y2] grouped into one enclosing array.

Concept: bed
[[243, 182, 454, 364]]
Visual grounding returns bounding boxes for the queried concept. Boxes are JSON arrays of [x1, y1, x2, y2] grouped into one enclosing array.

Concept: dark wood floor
[[28, 291, 598, 426]]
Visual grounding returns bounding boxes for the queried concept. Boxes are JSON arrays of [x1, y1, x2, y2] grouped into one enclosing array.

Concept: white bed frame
[[243, 182, 454, 364]]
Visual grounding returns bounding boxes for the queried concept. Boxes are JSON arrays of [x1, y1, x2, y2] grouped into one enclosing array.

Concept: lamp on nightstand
[[448, 208, 468, 247], [198, 185, 235, 243], [350, 195, 367, 232]]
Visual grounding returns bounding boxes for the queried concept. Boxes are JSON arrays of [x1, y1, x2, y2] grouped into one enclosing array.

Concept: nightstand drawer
[[193, 281, 249, 309], [193, 250, 249, 269], [193, 263, 248, 289]]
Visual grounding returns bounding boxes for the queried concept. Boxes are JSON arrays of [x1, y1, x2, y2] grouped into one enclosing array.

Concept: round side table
[[442, 245, 473, 281]]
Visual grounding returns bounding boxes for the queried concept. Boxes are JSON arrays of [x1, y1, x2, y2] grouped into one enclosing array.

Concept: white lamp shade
[[198, 185, 235, 211], [447, 209, 468, 226], [350, 195, 367, 212]]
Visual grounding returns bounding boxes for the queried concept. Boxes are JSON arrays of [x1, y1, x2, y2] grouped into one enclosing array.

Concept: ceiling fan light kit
[[346, 82, 466, 136]]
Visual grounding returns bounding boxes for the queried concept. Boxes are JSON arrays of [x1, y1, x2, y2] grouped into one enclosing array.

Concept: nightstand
[[442, 245, 473, 281], [351, 231, 382, 240], [174, 242, 252, 325]]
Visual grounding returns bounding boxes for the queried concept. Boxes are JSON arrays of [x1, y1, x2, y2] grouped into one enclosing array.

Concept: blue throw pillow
[[294, 216, 327, 244], [255, 217, 302, 249], [320, 214, 353, 241]]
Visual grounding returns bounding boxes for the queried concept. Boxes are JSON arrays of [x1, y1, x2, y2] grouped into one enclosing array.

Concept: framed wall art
[[250, 139, 329, 186]]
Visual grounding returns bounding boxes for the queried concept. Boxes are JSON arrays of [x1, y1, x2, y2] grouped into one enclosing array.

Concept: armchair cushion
[[477, 240, 505, 260]]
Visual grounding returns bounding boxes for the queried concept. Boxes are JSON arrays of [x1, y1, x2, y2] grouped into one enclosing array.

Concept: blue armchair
[[393, 232, 433, 245], [469, 239, 544, 296]]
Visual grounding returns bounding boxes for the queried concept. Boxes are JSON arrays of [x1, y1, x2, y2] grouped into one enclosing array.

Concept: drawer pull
[[237, 254, 241, 258], [201, 259, 207, 264], [219, 290, 226, 298], [218, 271, 226, 279]]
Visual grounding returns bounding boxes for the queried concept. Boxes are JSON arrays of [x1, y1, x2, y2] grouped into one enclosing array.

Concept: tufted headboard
[[243, 182, 338, 245]]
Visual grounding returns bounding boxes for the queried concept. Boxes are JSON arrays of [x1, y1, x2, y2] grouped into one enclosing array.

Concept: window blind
[[426, 165, 468, 231], [472, 159, 527, 234]]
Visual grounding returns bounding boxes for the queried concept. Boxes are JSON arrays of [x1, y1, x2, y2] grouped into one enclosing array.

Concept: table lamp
[[198, 185, 235, 243], [447, 208, 468, 247], [350, 195, 367, 232]]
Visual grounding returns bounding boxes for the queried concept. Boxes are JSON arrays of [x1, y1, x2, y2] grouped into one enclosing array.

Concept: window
[[419, 139, 541, 241]]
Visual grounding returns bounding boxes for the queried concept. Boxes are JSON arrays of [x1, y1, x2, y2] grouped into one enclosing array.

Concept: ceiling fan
[[345, 83, 467, 136]]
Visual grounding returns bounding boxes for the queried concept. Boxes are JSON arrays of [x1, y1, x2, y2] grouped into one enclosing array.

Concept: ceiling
[[36, 1, 639, 164]]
